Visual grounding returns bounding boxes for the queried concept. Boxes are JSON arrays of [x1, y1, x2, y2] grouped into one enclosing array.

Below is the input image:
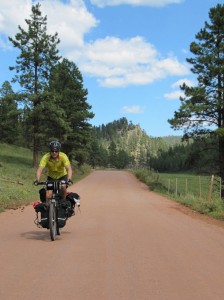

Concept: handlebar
[[34, 179, 72, 188], [36, 180, 70, 185]]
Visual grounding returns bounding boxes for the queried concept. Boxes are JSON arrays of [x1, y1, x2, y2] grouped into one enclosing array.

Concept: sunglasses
[[51, 150, 59, 153]]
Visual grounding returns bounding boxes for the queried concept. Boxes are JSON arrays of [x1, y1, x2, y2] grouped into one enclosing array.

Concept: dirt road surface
[[1, 170, 224, 300]]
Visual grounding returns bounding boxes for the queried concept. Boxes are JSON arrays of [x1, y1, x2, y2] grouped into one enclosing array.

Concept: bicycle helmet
[[49, 141, 61, 151]]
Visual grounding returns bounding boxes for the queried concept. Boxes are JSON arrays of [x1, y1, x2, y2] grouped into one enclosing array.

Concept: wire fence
[[158, 174, 222, 201]]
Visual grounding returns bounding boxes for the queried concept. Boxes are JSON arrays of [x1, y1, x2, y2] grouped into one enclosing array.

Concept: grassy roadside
[[0, 143, 91, 213], [133, 168, 224, 220]]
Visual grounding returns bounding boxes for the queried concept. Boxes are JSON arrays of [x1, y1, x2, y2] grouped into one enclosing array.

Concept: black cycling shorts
[[47, 175, 68, 181]]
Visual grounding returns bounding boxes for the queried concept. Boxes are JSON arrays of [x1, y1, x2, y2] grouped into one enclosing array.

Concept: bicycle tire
[[49, 201, 57, 241], [56, 219, 60, 235]]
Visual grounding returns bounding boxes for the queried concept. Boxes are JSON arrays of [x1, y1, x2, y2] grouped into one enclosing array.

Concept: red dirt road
[[1, 170, 224, 300]]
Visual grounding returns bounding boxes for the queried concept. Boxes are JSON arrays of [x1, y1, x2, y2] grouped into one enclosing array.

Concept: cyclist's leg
[[46, 176, 54, 205], [46, 190, 53, 205], [46, 176, 68, 201], [58, 175, 68, 201]]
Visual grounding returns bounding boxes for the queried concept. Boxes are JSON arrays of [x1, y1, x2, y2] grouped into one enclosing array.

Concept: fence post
[[208, 175, 214, 202], [175, 178, 178, 196], [185, 178, 188, 195]]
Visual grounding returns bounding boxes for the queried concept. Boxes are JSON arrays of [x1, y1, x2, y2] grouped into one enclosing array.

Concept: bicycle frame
[[37, 180, 68, 241]]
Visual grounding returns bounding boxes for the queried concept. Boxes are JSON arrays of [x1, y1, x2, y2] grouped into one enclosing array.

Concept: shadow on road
[[21, 230, 53, 241], [21, 229, 72, 241]]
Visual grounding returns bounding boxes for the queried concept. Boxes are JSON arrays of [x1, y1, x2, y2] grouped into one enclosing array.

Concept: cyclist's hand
[[33, 180, 39, 186], [67, 179, 73, 186]]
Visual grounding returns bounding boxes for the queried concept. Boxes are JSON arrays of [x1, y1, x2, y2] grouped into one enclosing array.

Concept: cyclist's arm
[[36, 166, 44, 182], [65, 164, 72, 181], [36, 154, 49, 181]]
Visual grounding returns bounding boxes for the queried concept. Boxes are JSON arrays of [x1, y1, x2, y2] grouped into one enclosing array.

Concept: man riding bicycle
[[34, 141, 73, 203]]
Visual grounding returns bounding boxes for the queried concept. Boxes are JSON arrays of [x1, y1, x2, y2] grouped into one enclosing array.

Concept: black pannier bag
[[40, 209, 49, 228], [39, 188, 46, 202], [62, 200, 73, 218], [66, 192, 80, 216], [57, 201, 71, 228], [34, 203, 49, 228]]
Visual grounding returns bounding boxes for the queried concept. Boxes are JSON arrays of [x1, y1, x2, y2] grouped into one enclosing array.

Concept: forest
[[87, 117, 219, 174]]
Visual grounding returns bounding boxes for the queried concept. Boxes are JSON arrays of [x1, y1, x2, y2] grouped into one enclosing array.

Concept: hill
[[161, 135, 182, 146], [90, 118, 181, 168]]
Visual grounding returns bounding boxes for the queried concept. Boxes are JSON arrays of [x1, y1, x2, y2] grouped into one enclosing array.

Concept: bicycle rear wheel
[[49, 202, 57, 241]]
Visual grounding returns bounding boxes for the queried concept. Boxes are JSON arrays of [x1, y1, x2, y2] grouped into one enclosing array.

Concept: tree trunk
[[218, 136, 224, 197], [33, 135, 39, 168]]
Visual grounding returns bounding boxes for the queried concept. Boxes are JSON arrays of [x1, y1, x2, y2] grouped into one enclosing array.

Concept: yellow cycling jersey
[[39, 152, 71, 179]]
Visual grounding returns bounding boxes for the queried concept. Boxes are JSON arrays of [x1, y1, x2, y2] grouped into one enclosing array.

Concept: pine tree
[[0, 81, 21, 144], [108, 141, 117, 168], [168, 4, 224, 179], [115, 149, 130, 169], [48, 58, 94, 164], [9, 3, 61, 166]]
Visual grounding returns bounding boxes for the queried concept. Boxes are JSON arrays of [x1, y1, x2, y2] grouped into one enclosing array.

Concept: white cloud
[[164, 90, 184, 100], [0, 0, 98, 50], [121, 105, 144, 113], [76, 36, 189, 87], [171, 78, 195, 88], [90, 0, 184, 8], [0, 0, 31, 51], [164, 78, 195, 100], [41, 0, 98, 50], [182, 48, 188, 54], [0, 0, 189, 88]]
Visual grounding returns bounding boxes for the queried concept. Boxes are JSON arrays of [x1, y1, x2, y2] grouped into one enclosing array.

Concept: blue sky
[[0, 0, 221, 137]]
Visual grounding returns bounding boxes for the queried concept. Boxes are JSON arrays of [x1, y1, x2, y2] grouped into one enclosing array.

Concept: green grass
[[0, 143, 91, 212], [133, 168, 224, 220], [0, 144, 36, 211], [158, 173, 221, 199]]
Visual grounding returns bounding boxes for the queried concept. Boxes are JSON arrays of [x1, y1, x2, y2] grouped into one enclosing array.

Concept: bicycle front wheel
[[56, 222, 60, 236], [49, 202, 57, 241]]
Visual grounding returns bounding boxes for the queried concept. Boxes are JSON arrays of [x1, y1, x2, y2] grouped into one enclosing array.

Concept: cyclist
[[34, 141, 73, 203]]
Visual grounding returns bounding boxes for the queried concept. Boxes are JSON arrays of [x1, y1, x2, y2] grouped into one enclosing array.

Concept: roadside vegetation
[[133, 168, 224, 220], [0, 143, 91, 212]]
